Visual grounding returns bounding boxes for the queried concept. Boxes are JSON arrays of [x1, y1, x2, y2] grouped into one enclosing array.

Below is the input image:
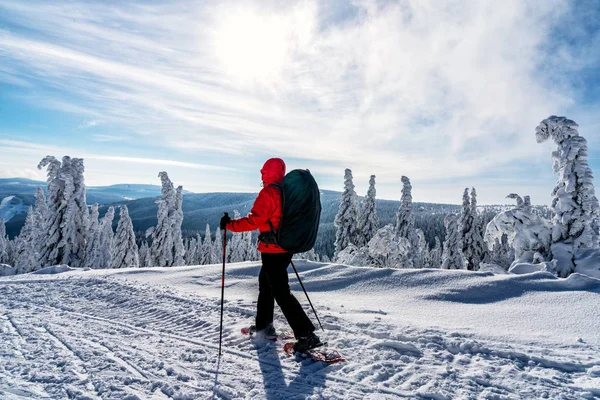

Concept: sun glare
[[213, 10, 289, 85]]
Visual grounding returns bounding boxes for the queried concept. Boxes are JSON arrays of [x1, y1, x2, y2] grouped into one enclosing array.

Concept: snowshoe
[[283, 342, 346, 365], [241, 325, 293, 341]]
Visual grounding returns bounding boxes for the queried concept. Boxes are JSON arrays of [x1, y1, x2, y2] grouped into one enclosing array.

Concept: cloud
[[0, 0, 598, 202]]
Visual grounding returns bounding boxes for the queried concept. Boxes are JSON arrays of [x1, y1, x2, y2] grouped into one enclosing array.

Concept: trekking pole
[[218, 213, 228, 357], [289, 258, 324, 332]]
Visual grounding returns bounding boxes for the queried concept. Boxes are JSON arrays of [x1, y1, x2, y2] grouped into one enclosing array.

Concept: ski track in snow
[[0, 275, 599, 399]]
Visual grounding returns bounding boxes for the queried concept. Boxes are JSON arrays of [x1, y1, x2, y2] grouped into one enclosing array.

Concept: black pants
[[256, 252, 315, 338]]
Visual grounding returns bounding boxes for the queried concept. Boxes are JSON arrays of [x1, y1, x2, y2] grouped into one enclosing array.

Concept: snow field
[[0, 262, 599, 399]]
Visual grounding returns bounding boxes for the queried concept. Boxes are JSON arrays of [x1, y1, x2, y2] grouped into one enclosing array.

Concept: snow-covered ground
[[1, 261, 599, 399]]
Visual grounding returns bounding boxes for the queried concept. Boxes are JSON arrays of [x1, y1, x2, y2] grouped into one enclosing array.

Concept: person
[[220, 158, 321, 353]]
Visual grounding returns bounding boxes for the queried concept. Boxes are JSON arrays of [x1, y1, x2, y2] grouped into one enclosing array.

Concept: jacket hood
[[261, 158, 286, 185]]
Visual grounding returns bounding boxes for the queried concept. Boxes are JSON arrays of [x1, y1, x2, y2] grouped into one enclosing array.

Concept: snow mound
[[31, 265, 75, 275], [574, 248, 600, 280], [0, 264, 16, 277], [478, 263, 509, 274], [509, 262, 549, 274]]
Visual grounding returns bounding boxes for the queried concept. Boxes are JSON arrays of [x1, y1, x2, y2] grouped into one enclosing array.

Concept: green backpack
[[269, 169, 321, 254]]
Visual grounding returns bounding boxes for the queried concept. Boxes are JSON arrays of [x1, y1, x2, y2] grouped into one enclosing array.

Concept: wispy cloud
[[0, 0, 598, 202]]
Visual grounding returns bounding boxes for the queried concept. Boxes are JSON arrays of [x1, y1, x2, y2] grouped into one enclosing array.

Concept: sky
[[1, 0, 600, 205]]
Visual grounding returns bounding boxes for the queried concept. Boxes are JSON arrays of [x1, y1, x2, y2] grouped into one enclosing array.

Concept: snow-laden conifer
[[213, 227, 224, 264], [37, 156, 89, 268], [139, 241, 150, 268], [367, 225, 411, 268], [334, 169, 360, 257], [535, 116, 600, 274], [84, 204, 100, 269], [90, 206, 115, 268], [396, 176, 414, 238], [485, 194, 551, 271], [173, 186, 185, 266], [34, 187, 48, 226], [111, 205, 139, 269], [151, 172, 176, 267], [0, 219, 8, 264], [358, 175, 379, 247], [442, 214, 467, 269], [14, 208, 38, 273], [200, 224, 213, 264], [229, 210, 246, 262], [184, 237, 197, 265], [429, 237, 443, 268], [462, 188, 487, 270]]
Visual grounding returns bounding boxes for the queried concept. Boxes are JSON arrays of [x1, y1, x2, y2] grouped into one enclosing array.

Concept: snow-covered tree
[[411, 229, 428, 268], [37, 156, 89, 268], [428, 237, 443, 268], [213, 227, 224, 264], [536, 116, 600, 274], [297, 248, 319, 261], [84, 203, 100, 269], [396, 176, 414, 238], [151, 172, 177, 267], [184, 237, 197, 265], [89, 206, 115, 269], [139, 241, 150, 268], [34, 187, 48, 226], [334, 169, 360, 258], [367, 224, 411, 268], [485, 194, 552, 271], [200, 224, 213, 264], [358, 175, 380, 247], [173, 186, 185, 266], [229, 210, 247, 262], [461, 188, 486, 270], [111, 205, 139, 269], [0, 220, 8, 264], [442, 214, 467, 270], [489, 233, 514, 269]]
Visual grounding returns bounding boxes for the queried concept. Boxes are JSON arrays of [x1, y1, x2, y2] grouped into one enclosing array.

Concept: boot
[[293, 332, 322, 353]]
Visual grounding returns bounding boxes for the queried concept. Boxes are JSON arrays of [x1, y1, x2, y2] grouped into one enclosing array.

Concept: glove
[[220, 214, 231, 230]]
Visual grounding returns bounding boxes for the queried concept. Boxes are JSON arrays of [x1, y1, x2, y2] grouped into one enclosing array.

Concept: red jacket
[[226, 158, 288, 254]]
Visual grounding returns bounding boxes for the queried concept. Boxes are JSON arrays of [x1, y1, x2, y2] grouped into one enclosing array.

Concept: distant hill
[[0, 177, 464, 257], [0, 178, 190, 237]]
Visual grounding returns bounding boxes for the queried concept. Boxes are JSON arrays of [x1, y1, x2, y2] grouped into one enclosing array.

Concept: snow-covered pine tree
[[358, 175, 380, 247], [461, 188, 486, 270], [151, 172, 176, 267], [243, 231, 258, 261], [213, 227, 224, 264], [37, 156, 89, 268], [84, 203, 100, 269], [183, 237, 193, 265], [429, 236, 443, 268], [489, 233, 514, 269], [139, 241, 150, 268], [412, 229, 428, 268], [485, 194, 551, 270], [172, 185, 185, 266], [88, 206, 115, 268], [0, 219, 8, 264], [200, 224, 213, 264], [14, 208, 39, 273], [396, 176, 414, 238], [334, 168, 360, 258], [229, 210, 246, 262], [442, 214, 467, 269], [34, 187, 48, 227], [535, 116, 600, 275], [111, 205, 139, 269]]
